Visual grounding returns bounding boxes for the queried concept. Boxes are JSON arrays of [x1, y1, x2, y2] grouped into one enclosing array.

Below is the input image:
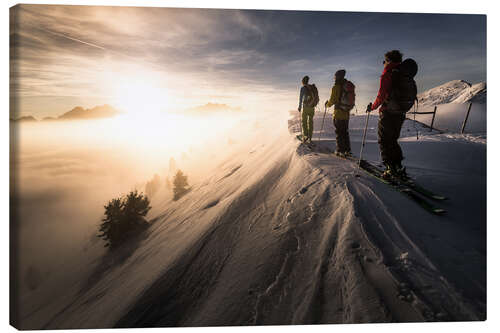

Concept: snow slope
[[411, 103, 486, 134], [453, 82, 486, 104], [411, 80, 487, 133], [418, 80, 486, 106], [16, 111, 486, 329]]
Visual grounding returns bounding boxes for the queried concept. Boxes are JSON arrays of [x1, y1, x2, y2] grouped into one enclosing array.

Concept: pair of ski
[[295, 135, 447, 215], [349, 157, 447, 215]]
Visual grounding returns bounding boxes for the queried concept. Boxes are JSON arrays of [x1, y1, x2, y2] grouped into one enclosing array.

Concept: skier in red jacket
[[367, 50, 407, 178]]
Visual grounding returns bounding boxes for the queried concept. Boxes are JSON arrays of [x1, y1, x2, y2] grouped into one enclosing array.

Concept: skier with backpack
[[324, 69, 356, 157], [298, 75, 319, 144], [367, 50, 418, 179]]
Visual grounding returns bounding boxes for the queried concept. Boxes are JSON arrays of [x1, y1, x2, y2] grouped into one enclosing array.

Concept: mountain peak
[[58, 104, 119, 120], [418, 80, 486, 106], [448, 79, 471, 87]]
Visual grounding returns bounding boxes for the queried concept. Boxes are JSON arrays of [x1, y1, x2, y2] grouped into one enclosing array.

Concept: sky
[[10, 5, 486, 118]]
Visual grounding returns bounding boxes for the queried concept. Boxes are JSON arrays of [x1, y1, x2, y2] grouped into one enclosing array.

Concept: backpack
[[304, 84, 319, 108], [338, 80, 356, 112], [386, 58, 418, 113]]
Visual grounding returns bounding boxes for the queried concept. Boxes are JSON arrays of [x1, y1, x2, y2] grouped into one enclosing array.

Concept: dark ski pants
[[334, 118, 351, 153], [378, 111, 405, 166], [301, 106, 315, 139]]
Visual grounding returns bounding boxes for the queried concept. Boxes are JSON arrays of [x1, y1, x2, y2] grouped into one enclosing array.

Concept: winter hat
[[335, 69, 346, 79]]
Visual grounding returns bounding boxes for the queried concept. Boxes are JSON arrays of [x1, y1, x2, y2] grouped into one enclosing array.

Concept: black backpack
[[304, 84, 319, 108], [386, 59, 418, 113]]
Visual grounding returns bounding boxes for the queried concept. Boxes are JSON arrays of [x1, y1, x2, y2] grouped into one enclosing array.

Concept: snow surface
[[418, 80, 486, 106], [14, 109, 486, 329], [410, 102, 486, 134]]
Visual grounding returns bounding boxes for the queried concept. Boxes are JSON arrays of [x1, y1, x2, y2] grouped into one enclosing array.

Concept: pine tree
[[98, 191, 151, 249], [173, 170, 189, 200]]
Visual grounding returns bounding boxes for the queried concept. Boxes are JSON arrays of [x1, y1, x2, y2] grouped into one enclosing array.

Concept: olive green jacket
[[326, 80, 350, 120]]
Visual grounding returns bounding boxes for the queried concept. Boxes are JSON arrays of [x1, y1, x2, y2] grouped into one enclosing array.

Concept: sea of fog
[[10, 110, 289, 318]]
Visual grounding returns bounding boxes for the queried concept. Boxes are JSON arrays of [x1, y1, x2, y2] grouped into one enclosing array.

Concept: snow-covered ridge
[[418, 80, 486, 106], [16, 113, 485, 329]]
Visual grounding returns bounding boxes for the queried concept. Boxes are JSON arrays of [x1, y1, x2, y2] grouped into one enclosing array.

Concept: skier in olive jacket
[[325, 69, 352, 157], [367, 50, 407, 178]]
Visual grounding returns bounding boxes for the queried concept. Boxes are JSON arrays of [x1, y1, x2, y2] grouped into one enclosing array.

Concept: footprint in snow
[[217, 165, 242, 182], [203, 199, 220, 209]]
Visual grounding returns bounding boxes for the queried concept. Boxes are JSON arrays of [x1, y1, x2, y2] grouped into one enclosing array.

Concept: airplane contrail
[[39, 27, 108, 51], [37, 26, 139, 61], [17, 6, 163, 69], [17, 5, 108, 52]]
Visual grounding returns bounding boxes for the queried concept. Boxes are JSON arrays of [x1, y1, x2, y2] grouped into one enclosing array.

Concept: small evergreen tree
[[98, 190, 151, 249], [173, 170, 189, 201]]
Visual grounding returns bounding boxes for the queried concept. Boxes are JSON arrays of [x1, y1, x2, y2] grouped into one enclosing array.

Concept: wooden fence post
[[461, 103, 473, 134], [430, 106, 437, 132]]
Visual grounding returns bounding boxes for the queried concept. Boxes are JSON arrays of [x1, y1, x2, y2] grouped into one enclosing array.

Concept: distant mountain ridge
[[185, 103, 242, 114], [418, 80, 486, 106], [10, 104, 120, 122], [9, 115, 37, 122], [58, 104, 119, 120]]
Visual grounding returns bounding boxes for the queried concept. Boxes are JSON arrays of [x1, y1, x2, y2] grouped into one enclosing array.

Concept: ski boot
[[343, 151, 353, 158], [382, 163, 408, 180], [334, 151, 345, 158], [393, 163, 409, 181], [381, 163, 396, 180]]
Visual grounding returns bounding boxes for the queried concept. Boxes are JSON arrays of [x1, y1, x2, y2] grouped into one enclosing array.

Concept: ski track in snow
[[19, 111, 485, 329]]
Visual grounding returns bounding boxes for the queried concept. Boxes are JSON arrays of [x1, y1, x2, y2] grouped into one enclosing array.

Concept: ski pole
[[318, 104, 328, 142], [358, 104, 371, 168], [413, 101, 419, 140], [299, 109, 303, 139]]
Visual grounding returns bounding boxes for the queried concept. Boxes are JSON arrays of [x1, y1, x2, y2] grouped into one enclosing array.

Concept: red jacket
[[372, 62, 400, 111]]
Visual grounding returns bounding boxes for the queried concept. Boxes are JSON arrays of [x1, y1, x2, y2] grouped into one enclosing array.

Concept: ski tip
[[433, 208, 446, 215]]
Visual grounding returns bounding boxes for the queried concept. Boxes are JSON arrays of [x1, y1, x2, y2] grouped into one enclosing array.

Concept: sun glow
[[103, 67, 176, 116], [113, 80, 171, 116], [89, 66, 250, 155]]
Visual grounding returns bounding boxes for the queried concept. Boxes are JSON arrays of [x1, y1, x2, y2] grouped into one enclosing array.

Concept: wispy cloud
[[10, 5, 486, 117]]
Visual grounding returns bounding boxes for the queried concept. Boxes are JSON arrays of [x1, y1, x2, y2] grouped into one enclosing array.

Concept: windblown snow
[[14, 106, 486, 329]]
